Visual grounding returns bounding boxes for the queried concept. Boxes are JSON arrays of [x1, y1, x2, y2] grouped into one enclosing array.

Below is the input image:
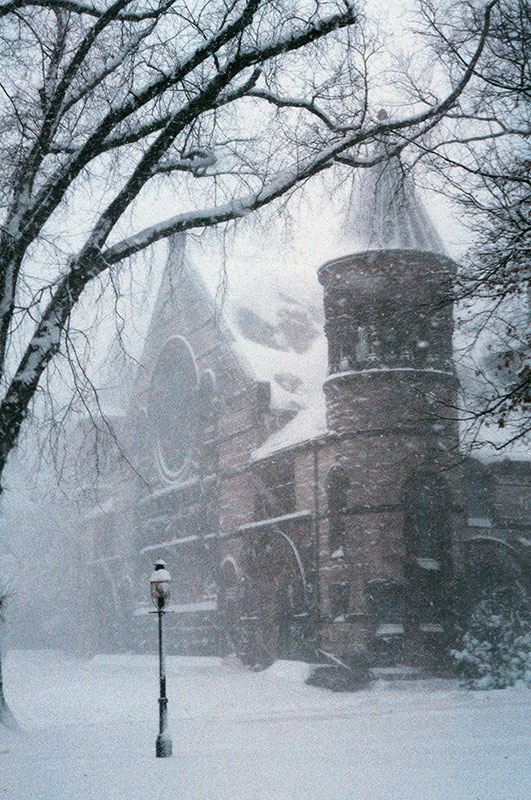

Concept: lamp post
[[150, 559, 173, 758]]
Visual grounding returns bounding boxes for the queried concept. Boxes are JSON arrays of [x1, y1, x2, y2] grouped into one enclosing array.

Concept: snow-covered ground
[[1, 650, 529, 800]]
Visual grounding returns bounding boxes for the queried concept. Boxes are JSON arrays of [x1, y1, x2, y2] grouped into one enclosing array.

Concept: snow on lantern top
[[150, 560, 171, 602]]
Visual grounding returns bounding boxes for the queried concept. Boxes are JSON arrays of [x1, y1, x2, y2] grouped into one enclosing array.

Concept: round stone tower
[[318, 156, 467, 666]]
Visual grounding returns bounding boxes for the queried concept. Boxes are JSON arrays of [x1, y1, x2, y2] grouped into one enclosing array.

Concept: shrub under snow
[[451, 589, 531, 690]]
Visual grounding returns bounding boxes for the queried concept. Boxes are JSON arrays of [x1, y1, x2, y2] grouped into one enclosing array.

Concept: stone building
[[83, 160, 531, 668]]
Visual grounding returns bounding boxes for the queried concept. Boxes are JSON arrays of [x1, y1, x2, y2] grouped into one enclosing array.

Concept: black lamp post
[[150, 559, 173, 758]]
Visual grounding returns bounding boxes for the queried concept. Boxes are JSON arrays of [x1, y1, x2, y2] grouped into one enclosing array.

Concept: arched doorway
[[240, 527, 311, 665]]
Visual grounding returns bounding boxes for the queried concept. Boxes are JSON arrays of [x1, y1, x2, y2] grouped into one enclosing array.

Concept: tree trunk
[[0, 596, 16, 728], [0, 647, 16, 728]]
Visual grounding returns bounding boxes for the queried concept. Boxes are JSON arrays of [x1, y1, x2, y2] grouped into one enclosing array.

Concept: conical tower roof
[[342, 152, 446, 255]]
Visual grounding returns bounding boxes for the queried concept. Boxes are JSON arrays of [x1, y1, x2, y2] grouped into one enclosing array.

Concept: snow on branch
[[103, 0, 499, 266], [246, 89, 356, 133], [78, 6, 361, 249], [48, 115, 172, 156], [151, 149, 218, 177], [0, 0, 175, 21], [0, 0, 505, 482]]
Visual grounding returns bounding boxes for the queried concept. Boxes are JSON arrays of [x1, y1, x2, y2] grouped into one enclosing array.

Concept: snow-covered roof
[[178, 237, 330, 460], [186, 237, 329, 422], [226, 304, 327, 412], [342, 156, 446, 255], [251, 396, 328, 461]]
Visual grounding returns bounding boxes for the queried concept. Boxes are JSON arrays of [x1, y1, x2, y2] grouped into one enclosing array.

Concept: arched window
[[219, 559, 240, 605], [327, 464, 350, 556], [149, 337, 198, 479]]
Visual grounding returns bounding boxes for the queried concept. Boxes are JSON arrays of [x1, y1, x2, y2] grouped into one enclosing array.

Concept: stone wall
[[318, 248, 467, 665]]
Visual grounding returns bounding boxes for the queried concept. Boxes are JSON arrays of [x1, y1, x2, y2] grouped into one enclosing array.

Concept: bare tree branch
[[0, 0, 504, 489]]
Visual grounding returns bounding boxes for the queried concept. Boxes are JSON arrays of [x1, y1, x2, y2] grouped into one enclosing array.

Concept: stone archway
[[240, 527, 311, 665]]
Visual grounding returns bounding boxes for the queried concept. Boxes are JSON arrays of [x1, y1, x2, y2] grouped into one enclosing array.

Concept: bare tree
[[413, 0, 530, 448], [0, 0, 499, 493]]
